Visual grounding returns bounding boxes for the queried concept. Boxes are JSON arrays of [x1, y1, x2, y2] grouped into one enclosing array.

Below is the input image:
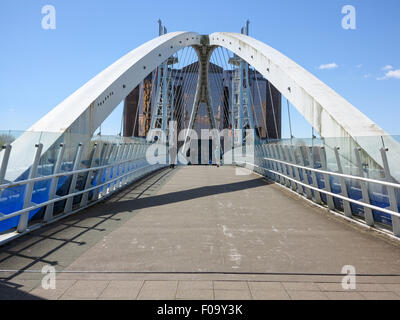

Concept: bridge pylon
[[230, 21, 256, 148], [147, 20, 177, 145]]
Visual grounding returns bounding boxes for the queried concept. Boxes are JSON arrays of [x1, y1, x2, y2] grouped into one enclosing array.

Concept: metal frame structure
[[209, 32, 400, 180], [186, 40, 218, 133], [0, 32, 201, 181], [229, 22, 256, 147], [148, 21, 178, 142], [3, 31, 399, 181]]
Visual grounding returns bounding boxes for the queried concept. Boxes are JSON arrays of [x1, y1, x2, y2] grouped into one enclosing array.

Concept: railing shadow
[[0, 166, 270, 299], [100, 176, 271, 214], [0, 279, 43, 300], [0, 167, 174, 286]]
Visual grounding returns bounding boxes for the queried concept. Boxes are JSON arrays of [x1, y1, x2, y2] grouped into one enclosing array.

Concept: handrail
[[263, 157, 400, 189], [0, 156, 148, 191], [236, 161, 400, 219], [0, 162, 160, 222]]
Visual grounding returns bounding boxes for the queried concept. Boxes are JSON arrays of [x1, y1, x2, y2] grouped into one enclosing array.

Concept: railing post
[[110, 143, 122, 192], [280, 145, 292, 188], [93, 143, 109, 200], [64, 143, 83, 213], [109, 143, 122, 190], [334, 147, 352, 218], [120, 143, 131, 186], [262, 144, 269, 176], [354, 147, 374, 226], [100, 143, 117, 197], [119, 143, 130, 187], [271, 145, 281, 183], [0, 145, 12, 216], [128, 144, 138, 183], [137, 144, 146, 178], [17, 143, 43, 233], [265, 145, 273, 180], [79, 143, 99, 208], [125, 144, 136, 184], [44, 143, 66, 222], [319, 147, 335, 210], [0, 145, 11, 185], [307, 146, 323, 204], [298, 146, 312, 200], [283, 145, 297, 191], [273, 145, 286, 186], [277, 145, 289, 188], [380, 147, 400, 236], [113, 143, 127, 191], [288, 146, 304, 195]]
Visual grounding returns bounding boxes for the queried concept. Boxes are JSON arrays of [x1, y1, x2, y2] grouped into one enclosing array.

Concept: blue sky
[[0, 0, 399, 138]]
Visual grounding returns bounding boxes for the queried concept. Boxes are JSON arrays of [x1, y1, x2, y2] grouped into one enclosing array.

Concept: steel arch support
[[2, 32, 201, 181], [209, 32, 400, 180]]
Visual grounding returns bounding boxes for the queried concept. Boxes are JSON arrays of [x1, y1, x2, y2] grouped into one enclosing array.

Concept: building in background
[[123, 60, 281, 140]]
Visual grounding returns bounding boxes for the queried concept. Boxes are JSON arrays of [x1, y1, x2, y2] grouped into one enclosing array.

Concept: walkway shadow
[[0, 280, 42, 300], [0, 168, 270, 293], [101, 176, 271, 214], [0, 168, 175, 286]]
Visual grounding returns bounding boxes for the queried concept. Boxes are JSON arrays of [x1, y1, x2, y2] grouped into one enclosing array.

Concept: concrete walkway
[[1, 166, 400, 300]]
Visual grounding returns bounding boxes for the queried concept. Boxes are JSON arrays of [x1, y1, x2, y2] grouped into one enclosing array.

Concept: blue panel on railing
[[369, 190, 392, 226], [0, 185, 25, 232], [257, 154, 396, 228]]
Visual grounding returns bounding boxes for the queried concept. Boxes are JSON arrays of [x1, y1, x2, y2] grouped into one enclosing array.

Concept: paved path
[[1, 166, 400, 300]]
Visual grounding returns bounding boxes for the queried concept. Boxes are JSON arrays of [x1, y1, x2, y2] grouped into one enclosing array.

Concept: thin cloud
[[377, 69, 400, 80], [364, 74, 372, 78], [318, 63, 338, 70], [382, 65, 393, 71], [356, 64, 363, 68]]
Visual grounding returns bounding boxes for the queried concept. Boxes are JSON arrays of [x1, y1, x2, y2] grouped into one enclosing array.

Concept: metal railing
[[236, 143, 400, 238], [0, 141, 166, 245]]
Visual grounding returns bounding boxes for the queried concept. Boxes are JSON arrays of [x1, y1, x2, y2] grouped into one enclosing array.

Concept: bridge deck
[[1, 166, 400, 300]]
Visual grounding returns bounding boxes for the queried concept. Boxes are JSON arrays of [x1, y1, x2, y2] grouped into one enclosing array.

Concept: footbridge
[[1, 22, 400, 300]]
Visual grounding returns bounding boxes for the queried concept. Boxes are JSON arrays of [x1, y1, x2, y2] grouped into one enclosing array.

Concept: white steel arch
[[209, 32, 400, 179], [2, 31, 400, 181], [2, 32, 201, 181]]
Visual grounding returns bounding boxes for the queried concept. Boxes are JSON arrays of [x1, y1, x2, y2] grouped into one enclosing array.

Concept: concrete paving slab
[[214, 281, 248, 290], [250, 289, 290, 300], [360, 291, 400, 300], [214, 289, 252, 300], [99, 280, 143, 300], [282, 282, 320, 291], [248, 281, 285, 291], [178, 280, 213, 290], [176, 288, 214, 300], [324, 291, 365, 300], [287, 290, 329, 300], [137, 280, 178, 300], [29, 280, 77, 300], [59, 280, 109, 299]]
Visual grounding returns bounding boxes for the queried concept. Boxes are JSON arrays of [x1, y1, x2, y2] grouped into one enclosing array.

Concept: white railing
[[235, 143, 400, 238], [0, 141, 166, 245]]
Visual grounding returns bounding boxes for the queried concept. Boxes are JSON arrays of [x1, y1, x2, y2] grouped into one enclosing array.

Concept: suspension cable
[[253, 67, 269, 140], [174, 48, 198, 130], [132, 82, 142, 137], [287, 97, 293, 143], [268, 81, 279, 139]]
